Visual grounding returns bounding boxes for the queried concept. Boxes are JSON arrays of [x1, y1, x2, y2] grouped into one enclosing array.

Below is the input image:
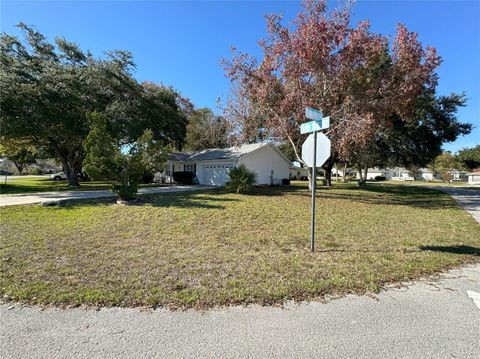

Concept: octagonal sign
[[301, 132, 331, 168]]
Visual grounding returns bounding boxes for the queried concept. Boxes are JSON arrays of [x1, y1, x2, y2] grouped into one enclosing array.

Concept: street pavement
[[0, 185, 213, 207], [1, 265, 479, 359], [431, 186, 480, 223]]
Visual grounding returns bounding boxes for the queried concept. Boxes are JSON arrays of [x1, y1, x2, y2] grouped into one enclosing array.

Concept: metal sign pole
[[311, 131, 317, 252]]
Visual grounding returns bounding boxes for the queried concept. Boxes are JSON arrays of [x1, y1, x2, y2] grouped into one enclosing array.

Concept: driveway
[[1, 265, 479, 359], [431, 186, 480, 223], [0, 185, 213, 207]]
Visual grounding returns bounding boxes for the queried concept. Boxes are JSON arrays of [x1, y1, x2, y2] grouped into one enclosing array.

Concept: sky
[[1, 0, 479, 152]]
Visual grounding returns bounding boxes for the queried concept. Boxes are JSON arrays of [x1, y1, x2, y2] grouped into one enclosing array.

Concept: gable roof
[[169, 142, 270, 162]]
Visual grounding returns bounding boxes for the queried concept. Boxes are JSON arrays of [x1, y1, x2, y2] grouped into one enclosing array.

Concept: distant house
[[467, 170, 480, 185], [355, 167, 437, 181], [449, 169, 468, 182], [167, 142, 291, 186], [289, 161, 309, 180]]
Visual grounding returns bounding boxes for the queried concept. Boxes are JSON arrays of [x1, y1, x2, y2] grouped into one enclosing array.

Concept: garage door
[[202, 164, 233, 186]]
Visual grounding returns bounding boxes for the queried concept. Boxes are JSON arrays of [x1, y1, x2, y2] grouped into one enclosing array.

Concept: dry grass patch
[[1, 182, 478, 308]]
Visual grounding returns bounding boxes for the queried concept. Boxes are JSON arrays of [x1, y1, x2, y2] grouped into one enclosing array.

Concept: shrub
[[25, 167, 43, 175], [141, 172, 155, 184], [173, 171, 194, 185], [225, 164, 257, 193], [282, 178, 290, 185], [375, 175, 386, 181], [111, 180, 138, 201]]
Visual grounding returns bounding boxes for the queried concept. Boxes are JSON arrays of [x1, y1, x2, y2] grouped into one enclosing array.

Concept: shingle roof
[[168, 142, 267, 162]]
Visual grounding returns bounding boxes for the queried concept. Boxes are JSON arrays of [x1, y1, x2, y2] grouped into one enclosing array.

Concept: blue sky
[[1, 0, 479, 152]]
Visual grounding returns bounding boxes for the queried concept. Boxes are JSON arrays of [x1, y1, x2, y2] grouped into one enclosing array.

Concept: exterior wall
[[238, 146, 290, 185], [467, 175, 480, 184], [289, 166, 309, 179], [355, 169, 384, 180]]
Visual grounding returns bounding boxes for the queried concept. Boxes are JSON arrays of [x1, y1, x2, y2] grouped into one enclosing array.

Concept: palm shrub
[[225, 164, 257, 193]]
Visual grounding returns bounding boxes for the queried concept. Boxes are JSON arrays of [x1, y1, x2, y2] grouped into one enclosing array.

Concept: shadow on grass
[[60, 189, 239, 210], [420, 245, 480, 256], [292, 183, 459, 210]]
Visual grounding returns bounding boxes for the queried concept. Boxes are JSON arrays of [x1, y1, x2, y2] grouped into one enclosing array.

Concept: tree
[[0, 24, 188, 186], [225, 164, 257, 193], [429, 152, 459, 182], [185, 108, 230, 150], [136, 128, 172, 183], [82, 112, 119, 181], [0, 139, 37, 174], [457, 145, 480, 170], [223, 0, 442, 186], [350, 92, 471, 175]]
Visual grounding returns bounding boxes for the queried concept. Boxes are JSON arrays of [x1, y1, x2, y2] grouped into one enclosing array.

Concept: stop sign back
[[301, 132, 331, 167]]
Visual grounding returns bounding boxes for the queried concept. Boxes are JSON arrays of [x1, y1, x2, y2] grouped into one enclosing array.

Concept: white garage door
[[202, 164, 233, 186]]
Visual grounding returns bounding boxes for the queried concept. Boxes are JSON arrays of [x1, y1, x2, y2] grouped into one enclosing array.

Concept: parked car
[[0, 169, 13, 176], [49, 172, 68, 181]]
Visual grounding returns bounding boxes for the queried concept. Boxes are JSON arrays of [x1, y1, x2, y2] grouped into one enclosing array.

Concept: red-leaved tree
[[223, 0, 441, 185]]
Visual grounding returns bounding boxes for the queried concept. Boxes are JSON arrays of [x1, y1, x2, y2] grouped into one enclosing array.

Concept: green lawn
[[0, 177, 165, 194], [1, 182, 478, 309]]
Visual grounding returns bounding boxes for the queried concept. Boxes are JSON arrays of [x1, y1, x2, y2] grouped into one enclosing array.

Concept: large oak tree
[[0, 24, 187, 186]]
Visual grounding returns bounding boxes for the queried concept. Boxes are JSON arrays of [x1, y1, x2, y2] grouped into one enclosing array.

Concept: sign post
[[301, 108, 331, 252], [310, 131, 317, 252]]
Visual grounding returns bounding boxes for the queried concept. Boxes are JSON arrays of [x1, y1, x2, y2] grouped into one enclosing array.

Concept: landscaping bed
[[1, 182, 478, 309]]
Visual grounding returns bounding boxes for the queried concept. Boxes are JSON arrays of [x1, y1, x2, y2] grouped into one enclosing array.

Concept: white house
[[289, 161, 309, 180], [466, 170, 480, 185], [167, 142, 291, 186]]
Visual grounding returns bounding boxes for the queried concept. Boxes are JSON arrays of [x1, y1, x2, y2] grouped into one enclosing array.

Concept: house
[[289, 161, 309, 180], [449, 169, 468, 182], [167, 142, 292, 186], [355, 167, 387, 180], [467, 170, 480, 185]]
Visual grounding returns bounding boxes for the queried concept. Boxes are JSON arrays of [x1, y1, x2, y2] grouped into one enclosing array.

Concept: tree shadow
[[420, 245, 480, 256], [59, 190, 239, 210]]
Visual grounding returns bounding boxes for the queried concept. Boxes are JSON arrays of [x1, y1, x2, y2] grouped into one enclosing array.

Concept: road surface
[[1, 265, 479, 359], [431, 186, 480, 223]]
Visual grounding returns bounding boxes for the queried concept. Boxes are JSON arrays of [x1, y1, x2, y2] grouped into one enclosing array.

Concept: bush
[[111, 180, 138, 201], [173, 171, 194, 185], [225, 164, 257, 193], [282, 178, 290, 185], [374, 175, 386, 181]]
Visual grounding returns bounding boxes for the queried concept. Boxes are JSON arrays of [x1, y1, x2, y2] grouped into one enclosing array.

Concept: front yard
[[1, 182, 478, 308]]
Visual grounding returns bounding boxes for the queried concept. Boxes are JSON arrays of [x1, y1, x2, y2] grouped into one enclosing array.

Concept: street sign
[[300, 117, 330, 134], [302, 108, 332, 252], [305, 107, 322, 121], [301, 132, 331, 168]]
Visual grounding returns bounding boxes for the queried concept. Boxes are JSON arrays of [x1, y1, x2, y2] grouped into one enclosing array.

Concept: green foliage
[[225, 164, 257, 193], [185, 108, 230, 150], [136, 128, 171, 182], [111, 180, 138, 201], [0, 25, 188, 186], [429, 152, 460, 182], [457, 145, 480, 170], [82, 112, 119, 181], [0, 139, 37, 174]]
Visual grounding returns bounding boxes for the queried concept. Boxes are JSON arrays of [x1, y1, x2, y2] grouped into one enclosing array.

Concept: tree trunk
[[342, 163, 347, 183], [55, 145, 83, 187], [363, 166, 368, 181], [13, 162, 24, 175], [335, 163, 339, 182], [323, 157, 335, 187], [358, 164, 364, 181]]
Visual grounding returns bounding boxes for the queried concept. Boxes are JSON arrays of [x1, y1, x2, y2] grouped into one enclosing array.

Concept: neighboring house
[[467, 170, 480, 185], [289, 161, 309, 180], [355, 167, 386, 180], [416, 168, 435, 181], [167, 142, 291, 186], [449, 169, 468, 182]]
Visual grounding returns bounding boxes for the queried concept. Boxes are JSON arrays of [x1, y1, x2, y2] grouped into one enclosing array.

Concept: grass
[[0, 176, 166, 195], [384, 179, 480, 190], [1, 182, 478, 309]]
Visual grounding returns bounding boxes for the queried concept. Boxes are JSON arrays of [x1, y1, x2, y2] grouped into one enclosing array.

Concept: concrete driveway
[[1, 265, 479, 359], [0, 185, 213, 207]]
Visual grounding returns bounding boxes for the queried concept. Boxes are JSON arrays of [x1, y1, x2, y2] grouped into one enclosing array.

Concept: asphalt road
[[431, 186, 480, 223], [1, 265, 479, 359], [0, 185, 213, 206]]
